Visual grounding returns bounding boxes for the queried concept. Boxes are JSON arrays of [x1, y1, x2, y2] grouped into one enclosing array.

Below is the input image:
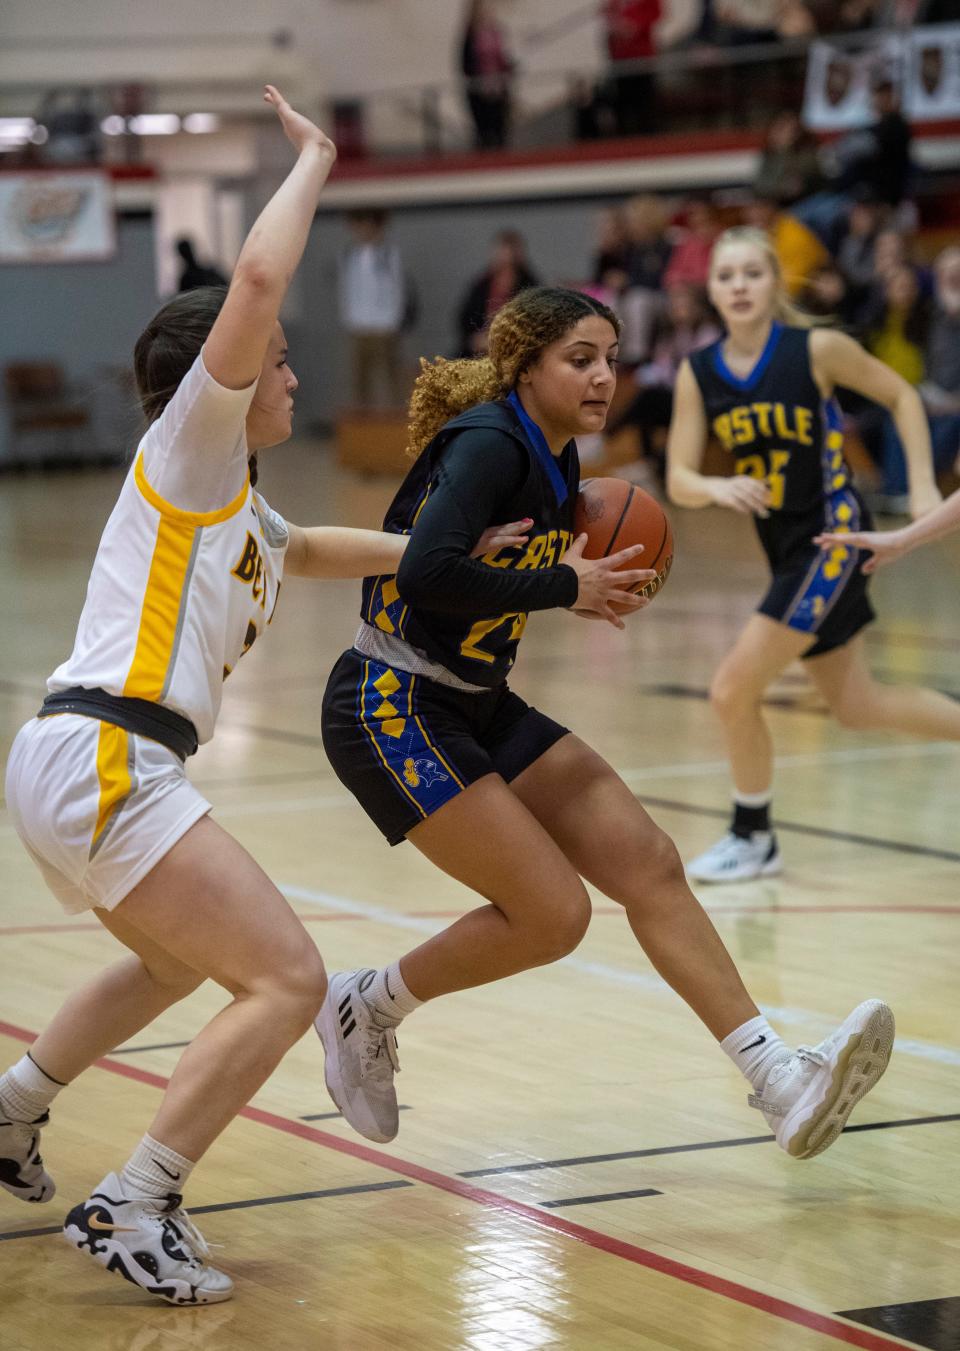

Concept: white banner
[[904, 24, 960, 119], [802, 37, 902, 131], [0, 170, 116, 264]]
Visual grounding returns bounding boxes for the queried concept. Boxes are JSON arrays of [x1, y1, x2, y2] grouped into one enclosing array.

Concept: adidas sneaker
[[687, 831, 782, 883], [0, 1105, 55, 1203], [63, 1172, 232, 1305], [315, 969, 400, 1144], [749, 1000, 895, 1158]]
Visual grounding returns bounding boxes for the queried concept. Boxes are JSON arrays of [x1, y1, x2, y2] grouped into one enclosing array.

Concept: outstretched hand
[[263, 85, 336, 161], [814, 528, 911, 574], [472, 518, 533, 558], [709, 474, 772, 518]]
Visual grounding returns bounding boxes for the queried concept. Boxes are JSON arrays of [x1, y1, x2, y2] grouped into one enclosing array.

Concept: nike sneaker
[[315, 969, 400, 1143], [749, 1000, 895, 1158], [687, 831, 781, 883], [0, 1104, 55, 1203], [63, 1172, 233, 1305]]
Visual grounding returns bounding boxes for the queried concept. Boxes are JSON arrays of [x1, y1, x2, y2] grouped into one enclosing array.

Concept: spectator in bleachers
[[796, 79, 913, 248], [337, 209, 411, 408], [754, 111, 825, 208], [175, 238, 227, 293], [618, 193, 672, 360], [455, 229, 540, 355], [797, 262, 852, 321], [603, 0, 662, 136], [875, 246, 960, 509], [864, 264, 929, 385], [591, 207, 631, 295], [663, 196, 722, 290], [607, 281, 721, 479], [836, 193, 887, 320], [742, 197, 830, 297], [460, 0, 515, 150]]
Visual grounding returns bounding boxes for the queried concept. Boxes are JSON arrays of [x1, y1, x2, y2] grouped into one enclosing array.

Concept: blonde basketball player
[[0, 87, 524, 1306]]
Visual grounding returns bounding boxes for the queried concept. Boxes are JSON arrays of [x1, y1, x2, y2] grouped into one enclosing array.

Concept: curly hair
[[406, 286, 620, 456]]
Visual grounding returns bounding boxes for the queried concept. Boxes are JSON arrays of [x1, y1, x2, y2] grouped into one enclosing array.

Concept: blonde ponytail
[[406, 356, 504, 458]]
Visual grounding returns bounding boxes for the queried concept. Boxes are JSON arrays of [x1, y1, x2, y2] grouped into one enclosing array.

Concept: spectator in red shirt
[[663, 196, 721, 290], [604, 0, 662, 136]]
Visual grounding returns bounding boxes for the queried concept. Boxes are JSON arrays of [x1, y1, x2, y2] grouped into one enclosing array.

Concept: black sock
[[732, 801, 771, 838]]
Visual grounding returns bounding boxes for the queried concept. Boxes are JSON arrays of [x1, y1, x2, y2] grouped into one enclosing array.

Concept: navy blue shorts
[[321, 648, 569, 845], [758, 547, 874, 659]]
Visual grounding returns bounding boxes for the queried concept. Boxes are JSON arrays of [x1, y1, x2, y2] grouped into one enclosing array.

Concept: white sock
[[121, 1133, 195, 1200], [0, 1053, 65, 1122], [732, 788, 772, 808], [361, 962, 422, 1029], [721, 1017, 790, 1091]]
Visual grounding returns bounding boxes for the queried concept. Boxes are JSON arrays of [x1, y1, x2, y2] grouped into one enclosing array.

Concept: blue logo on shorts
[[403, 757, 449, 789]]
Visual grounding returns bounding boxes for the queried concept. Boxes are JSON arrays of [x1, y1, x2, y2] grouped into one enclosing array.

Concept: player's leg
[[0, 919, 202, 1205], [60, 815, 327, 1305], [688, 613, 814, 882], [806, 633, 960, 740], [510, 733, 894, 1159], [316, 773, 592, 1142]]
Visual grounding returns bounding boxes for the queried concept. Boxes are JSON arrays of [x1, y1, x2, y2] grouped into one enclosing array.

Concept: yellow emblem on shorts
[[403, 757, 420, 787]]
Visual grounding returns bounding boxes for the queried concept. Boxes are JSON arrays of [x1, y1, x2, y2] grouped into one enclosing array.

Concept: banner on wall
[[803, 26, 960, 130], [903, 23, 960, 118], [0, 170, 116, 264]]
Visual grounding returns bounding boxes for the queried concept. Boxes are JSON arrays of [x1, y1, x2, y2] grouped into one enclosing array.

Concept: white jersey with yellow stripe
[[47, 353, 288, 745]]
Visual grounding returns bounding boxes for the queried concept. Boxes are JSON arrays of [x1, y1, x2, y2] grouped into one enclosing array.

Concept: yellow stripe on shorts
[[93, 722, 131, 847]]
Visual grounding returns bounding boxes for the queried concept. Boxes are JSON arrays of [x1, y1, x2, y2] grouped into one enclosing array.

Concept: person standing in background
[[456, 230, 540, 355], [460, 0, 515, 150], [604, 0, 662, 136], [338, 210, 411, 409]]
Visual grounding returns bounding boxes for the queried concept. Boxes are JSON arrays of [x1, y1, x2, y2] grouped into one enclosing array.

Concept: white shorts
[[4, 714, 211, 915]]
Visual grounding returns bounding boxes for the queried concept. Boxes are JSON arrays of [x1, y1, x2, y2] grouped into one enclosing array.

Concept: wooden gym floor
[[1, 443, 957, 1351]]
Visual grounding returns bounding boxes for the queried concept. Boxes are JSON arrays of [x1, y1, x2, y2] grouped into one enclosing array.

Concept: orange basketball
[[572, 477, 674, 600]]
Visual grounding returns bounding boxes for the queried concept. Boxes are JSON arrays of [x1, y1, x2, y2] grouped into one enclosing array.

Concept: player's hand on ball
[[263, 85, 337, 161], [563, 534, 657, 630], [710, 475, 772, 518], [472, 518, 533, 557]]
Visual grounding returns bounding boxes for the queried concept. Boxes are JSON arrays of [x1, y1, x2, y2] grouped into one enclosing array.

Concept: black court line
[[111, 1040, 191, 1055], [0, 1178, 413, 1243], [838, 1295, 960, 1351], [460, 1112, 960, 1178], [301, 1104, 413, 1122], [540, 1188, 662, 1208], [641, 795, 960, 864]]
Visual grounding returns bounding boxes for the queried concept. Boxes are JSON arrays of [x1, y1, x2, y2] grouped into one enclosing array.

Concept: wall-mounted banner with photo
[[802, 36, 902, 131], [904, 24, 960, 120], [0, 170, 116, 263]]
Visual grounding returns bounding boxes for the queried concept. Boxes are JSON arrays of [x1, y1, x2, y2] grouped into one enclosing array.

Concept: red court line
[[0, 1019, 913, 1351]]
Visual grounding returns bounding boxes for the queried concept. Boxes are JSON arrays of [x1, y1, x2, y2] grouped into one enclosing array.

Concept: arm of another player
[[666, 360, 772, 517], [203, 88, 337, 392], [283, 519, 535, 579], [810, 327, 942, 520], [816, 482, 960, 573]]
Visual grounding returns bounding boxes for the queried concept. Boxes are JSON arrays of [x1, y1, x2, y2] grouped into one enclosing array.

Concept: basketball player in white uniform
[[0, 86, 527, 1307]]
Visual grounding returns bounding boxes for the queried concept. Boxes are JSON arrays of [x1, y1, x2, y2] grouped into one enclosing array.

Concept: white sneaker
[[0, 1105, 55, 1203], [63, 1172, 233, 1305], [687, 831, 781, 883], [315, 969, 400, 1144], [749, 1000, 895, 1159]]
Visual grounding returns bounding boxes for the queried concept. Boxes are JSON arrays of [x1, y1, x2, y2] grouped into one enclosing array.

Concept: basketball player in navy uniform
[[317, 285, 895, 1168], [667, 226, 960, 883]]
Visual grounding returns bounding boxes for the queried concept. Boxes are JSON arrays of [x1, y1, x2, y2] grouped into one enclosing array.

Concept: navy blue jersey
[[689, 324, 868, 569], [360, 398, 580, 687]]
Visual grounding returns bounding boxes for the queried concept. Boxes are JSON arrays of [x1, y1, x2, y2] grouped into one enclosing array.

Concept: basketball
[[573, 477, 674, 600]]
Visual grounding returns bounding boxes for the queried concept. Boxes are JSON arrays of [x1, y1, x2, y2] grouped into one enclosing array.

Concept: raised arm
[[666, 360, 772, 517], [203, 87, 337, 392], [810, 327, 941, 520]]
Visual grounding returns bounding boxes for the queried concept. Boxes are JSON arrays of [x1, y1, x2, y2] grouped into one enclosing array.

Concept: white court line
[[281, 882, 960, 1068]]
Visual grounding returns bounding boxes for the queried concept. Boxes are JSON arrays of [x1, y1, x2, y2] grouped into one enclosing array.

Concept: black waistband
[[38, 687, 199, 761]]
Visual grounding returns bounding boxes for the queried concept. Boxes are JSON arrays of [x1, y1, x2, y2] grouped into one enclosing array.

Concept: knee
[[254, 943, 328, 1029], [141, 957, 204, 1003], [525, 891, 592, 964], [638, 825, 687, 891], [709, 672, 752, 722]]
